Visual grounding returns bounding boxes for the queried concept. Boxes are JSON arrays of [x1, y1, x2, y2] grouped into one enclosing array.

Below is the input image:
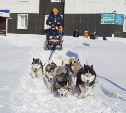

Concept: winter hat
[[53, 8, 58, 13]]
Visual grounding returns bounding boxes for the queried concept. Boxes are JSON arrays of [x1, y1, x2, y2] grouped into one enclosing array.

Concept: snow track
[[10, 45, 126, 113], [1, 34, 125, 113]]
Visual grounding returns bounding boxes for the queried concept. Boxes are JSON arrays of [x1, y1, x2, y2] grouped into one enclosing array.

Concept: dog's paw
[[30, 73, 35, 78], [66, 91, 70, 98], [74, 93, 78, 97], [74, 93, 79, 98], [77, 95, 83, 99]]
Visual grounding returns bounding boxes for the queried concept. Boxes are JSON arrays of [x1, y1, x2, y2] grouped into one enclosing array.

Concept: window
[[123, 15, 126, 32], [17, 14, 28, 29], [51, 0, 61, 2], [44, 15, 49, 30]]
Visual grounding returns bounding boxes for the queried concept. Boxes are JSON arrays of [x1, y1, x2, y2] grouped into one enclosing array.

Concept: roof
[[0, 10, 10, 17]]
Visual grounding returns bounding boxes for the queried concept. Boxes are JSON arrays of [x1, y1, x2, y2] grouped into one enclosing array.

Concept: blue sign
[[101, 14, 115, 24], [115, 14, 124, 25], [101, 14, 124, 25]]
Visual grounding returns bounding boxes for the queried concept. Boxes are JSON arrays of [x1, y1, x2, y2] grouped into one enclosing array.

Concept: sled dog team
[[31, 58, 96, 99]]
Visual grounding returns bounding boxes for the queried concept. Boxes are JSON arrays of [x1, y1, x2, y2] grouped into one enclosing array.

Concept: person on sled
[[46, 8, 63, 40]]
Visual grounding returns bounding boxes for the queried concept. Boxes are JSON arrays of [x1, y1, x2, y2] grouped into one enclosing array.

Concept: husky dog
[[72, 59, 81, 75], [62, 58, 81, 86], [45, 62, 57, 80], [71, 59, 81, 85], [31, 58, 43, 78], [76, 64, 96, 99], [61, 57, 75, 74], [53, 72, 71, 97], [44, 62, 57, 89]]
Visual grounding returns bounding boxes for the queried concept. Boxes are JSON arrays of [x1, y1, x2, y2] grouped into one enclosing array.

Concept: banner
[[101, 14, 124, 25], [101, 14, 115, 24], [115, 14, 124, 25]]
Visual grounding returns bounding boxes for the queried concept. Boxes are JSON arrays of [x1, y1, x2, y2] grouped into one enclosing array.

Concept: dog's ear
[[33, 58, 35, 61], [39, 59, 42, 64], [91, 65, 93, 69], [37, 59, 39, 63]]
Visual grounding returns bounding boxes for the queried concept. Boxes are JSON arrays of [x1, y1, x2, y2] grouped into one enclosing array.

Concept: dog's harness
[[33, 66, 42, 73], [61, 61, 74, 74], [42, 49, 54, 66], [81, 81, 94, 87]]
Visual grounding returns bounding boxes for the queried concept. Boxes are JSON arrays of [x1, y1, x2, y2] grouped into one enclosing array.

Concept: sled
[[45, 39, 63, 50]]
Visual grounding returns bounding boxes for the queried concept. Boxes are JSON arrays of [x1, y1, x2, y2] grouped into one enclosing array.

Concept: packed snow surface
[[0, 34, 126, 113]]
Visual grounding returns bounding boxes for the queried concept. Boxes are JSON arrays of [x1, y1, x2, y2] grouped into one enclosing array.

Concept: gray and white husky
[[44, 62, 58, 91], [45, 62, 57, 81], [53, 72, 71, 97], [31, 58, 44, 79], [76, 64, 96, 99], [44, 64, 71, 97]]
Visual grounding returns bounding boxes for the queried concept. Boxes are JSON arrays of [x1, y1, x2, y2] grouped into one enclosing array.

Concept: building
[[0, 9, 10, 35], [64, 0, 126, 37], [0, 0, 126, 37], [0, 0, 63, 35]]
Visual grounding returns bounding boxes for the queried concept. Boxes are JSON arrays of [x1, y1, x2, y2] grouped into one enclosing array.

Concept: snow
[[0, 34, 126, 113]]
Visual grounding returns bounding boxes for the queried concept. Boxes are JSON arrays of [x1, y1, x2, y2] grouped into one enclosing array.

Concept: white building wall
[[0, 0, 39, 13], [65, 0, 126, 14]]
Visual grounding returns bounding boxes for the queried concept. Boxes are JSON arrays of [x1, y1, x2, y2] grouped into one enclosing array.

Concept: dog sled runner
[[45, 39, 63, 50]]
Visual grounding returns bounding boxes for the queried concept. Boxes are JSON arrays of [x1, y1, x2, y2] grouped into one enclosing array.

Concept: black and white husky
[[31, 58, 44, 78], [76, 64, 96, 99]]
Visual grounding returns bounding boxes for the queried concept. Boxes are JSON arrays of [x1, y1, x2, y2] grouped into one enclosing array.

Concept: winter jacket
[[84, 31, 88, 38], [46, 14, 63, 27], [58, 26, 63, 34], [73, 30, 79, 37]]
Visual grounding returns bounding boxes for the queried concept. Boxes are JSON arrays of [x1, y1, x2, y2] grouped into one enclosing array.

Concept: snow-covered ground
[[0, 34, 126, 113]]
